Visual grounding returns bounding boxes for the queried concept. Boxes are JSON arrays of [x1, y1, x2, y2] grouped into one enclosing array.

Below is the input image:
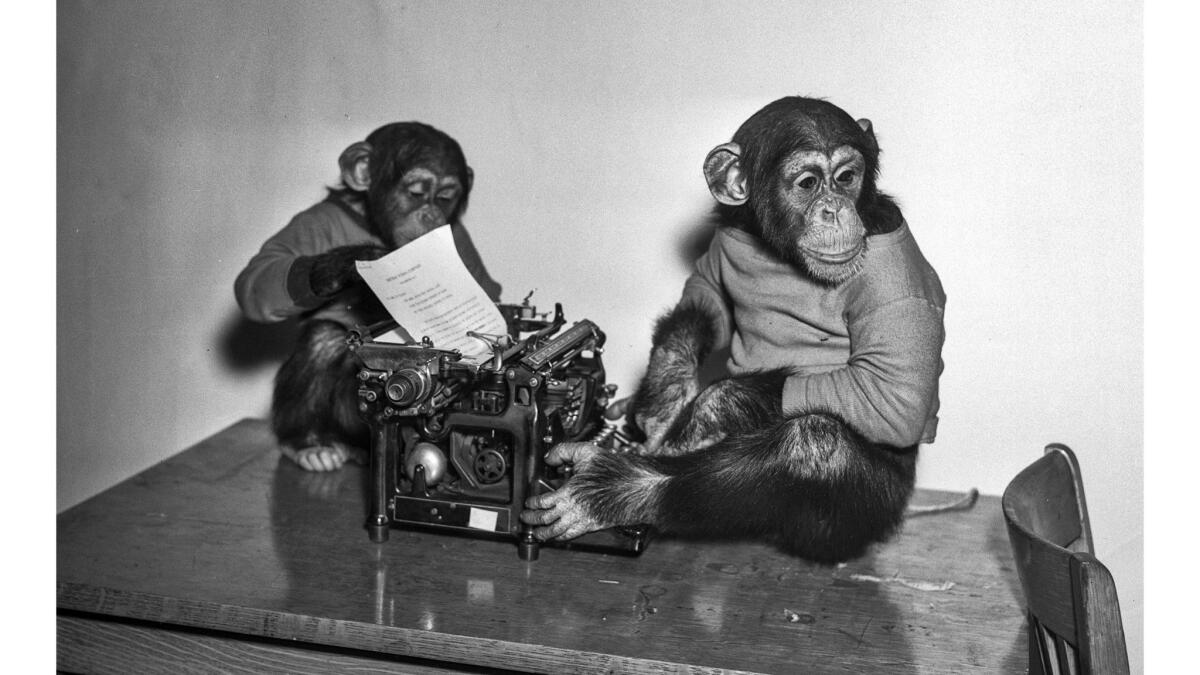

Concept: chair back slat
[[1031, 614, 1080, 675], [1057, 633, 1079, 675], [1002, 445, 1129, 675], [1033, 619, 1059, 674]]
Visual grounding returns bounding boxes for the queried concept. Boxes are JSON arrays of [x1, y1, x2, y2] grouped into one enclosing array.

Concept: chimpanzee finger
[[636, 426, 668, 455], [557, 522, 593, 541], [362, 245, 391, 261], [519, 502, 561, 526], [605, 397, 632, 420], [545, 442, 600, 467], [523, 490, 563, 511], [532, 519, 574, 541]]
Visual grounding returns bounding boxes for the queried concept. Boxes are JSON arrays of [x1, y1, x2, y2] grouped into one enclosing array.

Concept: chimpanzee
[[234, 122, 503, 471], [521, 97, 945, 563]]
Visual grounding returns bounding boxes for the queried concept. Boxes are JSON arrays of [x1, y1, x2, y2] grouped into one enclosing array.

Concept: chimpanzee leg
[[271, 320, 369, 471], [654, 369, 791, 455], [573, 412, 916, 563]]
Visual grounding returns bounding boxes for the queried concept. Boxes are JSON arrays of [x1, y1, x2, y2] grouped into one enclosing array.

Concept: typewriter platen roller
[[350, 301, 649, 560]]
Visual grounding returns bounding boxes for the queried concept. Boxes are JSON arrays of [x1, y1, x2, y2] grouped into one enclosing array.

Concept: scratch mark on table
[[837, 627, 871, 647], [848, 573, 956, 592], [858, 616, 873, 645]]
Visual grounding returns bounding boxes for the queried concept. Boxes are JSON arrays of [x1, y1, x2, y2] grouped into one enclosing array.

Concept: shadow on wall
[[216, 308, 299, 373], [675, 203, 719, 269]]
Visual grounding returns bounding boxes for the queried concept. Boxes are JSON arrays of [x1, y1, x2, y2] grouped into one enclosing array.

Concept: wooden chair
[[1002, 443, 1129, 675]]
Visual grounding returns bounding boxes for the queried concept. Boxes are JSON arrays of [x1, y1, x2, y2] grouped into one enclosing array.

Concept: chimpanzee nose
[[417, 206, 444, 228]]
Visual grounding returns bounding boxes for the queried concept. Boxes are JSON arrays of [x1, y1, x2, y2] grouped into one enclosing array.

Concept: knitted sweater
[[679, 222, 945, 447], [234, 199, 502, 328]]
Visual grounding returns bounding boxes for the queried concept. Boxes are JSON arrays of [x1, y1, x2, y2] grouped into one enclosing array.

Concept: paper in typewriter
[[355, 225, 507, 362]]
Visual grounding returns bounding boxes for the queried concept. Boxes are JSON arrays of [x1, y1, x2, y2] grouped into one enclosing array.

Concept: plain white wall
[[57, 0, 1143, 669]]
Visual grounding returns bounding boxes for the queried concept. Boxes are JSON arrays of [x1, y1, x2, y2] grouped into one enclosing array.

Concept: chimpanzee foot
[[282, 443, 363, 472]]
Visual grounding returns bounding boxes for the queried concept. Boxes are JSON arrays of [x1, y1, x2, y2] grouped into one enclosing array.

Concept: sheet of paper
[[355, 225, 507, 362]]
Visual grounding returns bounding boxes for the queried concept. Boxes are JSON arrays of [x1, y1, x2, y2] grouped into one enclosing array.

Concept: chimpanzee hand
[[519, 442, 614, 541], [306, 244, 391, 297]]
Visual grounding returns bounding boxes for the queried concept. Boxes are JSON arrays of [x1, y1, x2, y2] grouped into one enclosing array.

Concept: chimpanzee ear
[[703, 142, 748, 206], [857, 118, 879, 151], [338, 141, 372, 192]]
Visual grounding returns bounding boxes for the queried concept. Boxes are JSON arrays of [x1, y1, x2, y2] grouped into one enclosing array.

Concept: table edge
[[58, 581, 761, 675]]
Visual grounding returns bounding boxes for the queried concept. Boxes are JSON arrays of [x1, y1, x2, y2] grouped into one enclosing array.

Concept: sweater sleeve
[[233, 206, 347, 323], [782, 296, 944, 447]]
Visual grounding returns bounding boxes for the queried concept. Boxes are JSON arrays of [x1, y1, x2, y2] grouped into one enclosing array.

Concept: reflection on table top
[[58, 419, 1026, 674]]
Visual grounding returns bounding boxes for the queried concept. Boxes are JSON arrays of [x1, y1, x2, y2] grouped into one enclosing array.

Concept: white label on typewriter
[[468, 507, 499, 531]]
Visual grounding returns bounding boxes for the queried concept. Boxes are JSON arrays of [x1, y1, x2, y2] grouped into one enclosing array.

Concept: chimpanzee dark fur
[[272, 320, 371, 452], [574, 408, 916, 564], [629, 304, 716, 440]]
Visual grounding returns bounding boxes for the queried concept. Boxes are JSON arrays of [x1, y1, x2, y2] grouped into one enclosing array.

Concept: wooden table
[[58, 419, 1027, 674]]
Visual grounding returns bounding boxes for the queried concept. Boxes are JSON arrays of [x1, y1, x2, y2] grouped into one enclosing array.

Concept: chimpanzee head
[[703, 97, 902, 285], [337, 122, 474, 248]]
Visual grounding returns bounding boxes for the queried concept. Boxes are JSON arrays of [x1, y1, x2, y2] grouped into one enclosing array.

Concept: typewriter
[[349, 300, 649, 560]]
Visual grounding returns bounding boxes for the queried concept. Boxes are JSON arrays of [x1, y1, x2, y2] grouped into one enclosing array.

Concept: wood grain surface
[[58, 419, 1026, 674]]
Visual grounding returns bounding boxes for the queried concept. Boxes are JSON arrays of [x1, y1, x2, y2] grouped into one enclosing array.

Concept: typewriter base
[[367, 514, 649, 561]]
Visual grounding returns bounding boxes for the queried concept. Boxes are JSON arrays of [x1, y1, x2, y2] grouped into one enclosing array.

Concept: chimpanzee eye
[[797, 175, 818, 190], [836, 170, 856, 185]]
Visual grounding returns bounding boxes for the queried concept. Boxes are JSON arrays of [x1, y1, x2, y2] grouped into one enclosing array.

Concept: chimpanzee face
[[380, 165, 466, 247], [704, 99, 883, 286], [763, 146, 868, 284]]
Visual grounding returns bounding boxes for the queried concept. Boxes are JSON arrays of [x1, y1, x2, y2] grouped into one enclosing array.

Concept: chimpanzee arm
[[628, 253, 732, 450], [785, 296, 944, 447], [235, 202, 384, 322], [629, 302, 720, 451], [298, 244, 391, 297]]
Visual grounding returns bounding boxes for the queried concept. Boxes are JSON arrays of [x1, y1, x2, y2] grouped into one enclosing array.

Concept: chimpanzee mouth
[[800, 240, 865, 265]]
